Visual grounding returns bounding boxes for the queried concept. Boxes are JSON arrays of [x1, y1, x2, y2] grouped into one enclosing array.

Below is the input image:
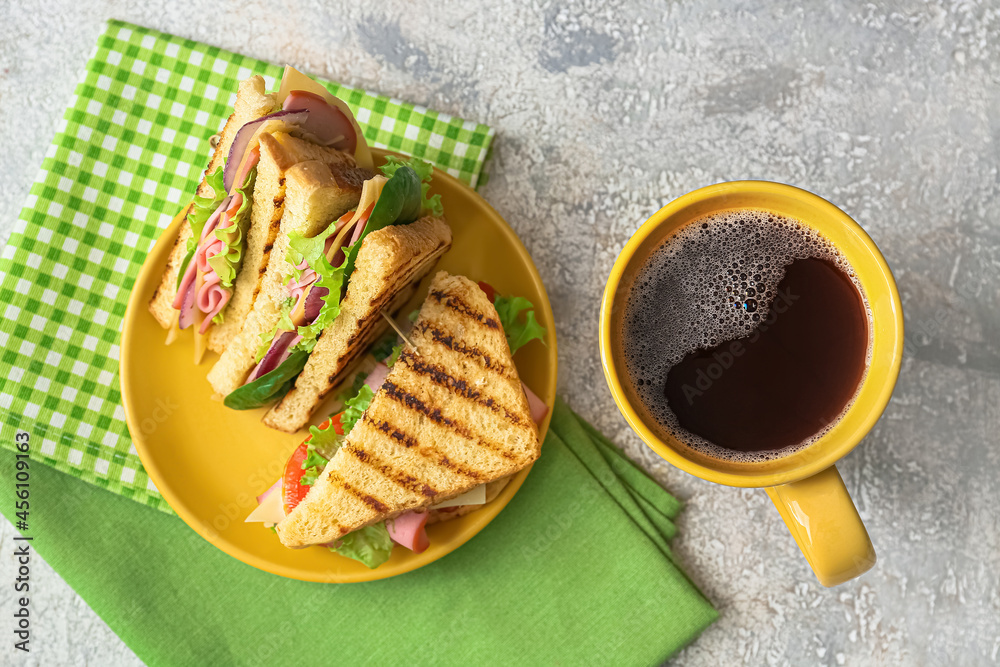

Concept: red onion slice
[[302, 285, 328, 323], [247, 330, 301, 383], [225, 110, 309, 191], [328, 216, 365, 267], [282, 91, 357, 153]]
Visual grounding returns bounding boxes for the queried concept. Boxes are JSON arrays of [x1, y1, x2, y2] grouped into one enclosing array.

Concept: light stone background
[[2, 1, 999, 665]]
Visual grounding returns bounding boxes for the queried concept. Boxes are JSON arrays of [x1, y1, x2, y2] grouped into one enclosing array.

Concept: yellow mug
[[599, 181, 904, 587]]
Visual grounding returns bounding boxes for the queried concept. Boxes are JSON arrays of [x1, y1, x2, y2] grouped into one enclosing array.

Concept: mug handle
[[765, 465, 876, 587]]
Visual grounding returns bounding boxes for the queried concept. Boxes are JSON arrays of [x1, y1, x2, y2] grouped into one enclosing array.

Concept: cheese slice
[[276, 66, 374, 169], [245, 483, 285, 526], [430, 484, 487, 509]]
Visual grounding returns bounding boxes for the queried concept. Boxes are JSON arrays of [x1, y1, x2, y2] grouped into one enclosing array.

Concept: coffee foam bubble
[[621, 209, 870, 463]]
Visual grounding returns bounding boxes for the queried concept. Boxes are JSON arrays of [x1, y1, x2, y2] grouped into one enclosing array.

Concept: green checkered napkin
[[0, 19, 494, 513]]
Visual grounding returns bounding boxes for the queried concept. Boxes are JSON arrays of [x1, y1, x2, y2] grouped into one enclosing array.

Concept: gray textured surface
[[2, 1, 999, 665]]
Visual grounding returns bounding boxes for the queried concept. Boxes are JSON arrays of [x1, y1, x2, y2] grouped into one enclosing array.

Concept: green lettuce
[[223, 350, 310, 410], [379, 156, 443, 217], [246, 164, 429, 403], [369, 332, 400, 362], [298, 382, 373, 487], [341, 165, 423, 281], [494, 295, 547, 355], [254, 298, 296, 363], [330, 522, 393, 569], [275, 163, 426, 354], [207, 169, 257, 297], [369, 331, 403, 367], [299, 463, 324, 487], [294, 381, 391, 569], [176, 166, 227, 288], [340, 384, 375, 434], [298, 423, 340, 488], [284, 229, 349, 353]]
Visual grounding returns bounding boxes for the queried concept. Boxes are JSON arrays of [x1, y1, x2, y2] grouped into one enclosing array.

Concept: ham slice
[[522, 381, 548, 424], [176, 279, 196, 329], [256, 479, 281, 505], [364, 362, 390, 392], [386, 511, 429, 553]]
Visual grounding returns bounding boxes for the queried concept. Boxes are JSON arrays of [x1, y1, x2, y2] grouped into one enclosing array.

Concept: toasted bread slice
[[148, 75, 276, 330], [262, 217, 453, 433], [275, 272, 540, 548], [206, 159, 372, 396], [205, 133, 364, 353]]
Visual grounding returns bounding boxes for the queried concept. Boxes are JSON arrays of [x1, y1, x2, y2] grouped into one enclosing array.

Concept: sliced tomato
[[281, 414, 343, 514], [477, 281, 496, 302]]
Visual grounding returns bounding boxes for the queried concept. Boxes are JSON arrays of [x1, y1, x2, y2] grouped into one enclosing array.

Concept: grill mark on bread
[[380, 381, 517, 462], [402, 353, 524, 426], [366, 414, 421, 448], [365, 414, 487, 481], [346, 445, 438, 497], [428, 290, 500, 329], [365, 414, 486, 480], [412, 321, 511, 377], [325, 470, 389, 513]]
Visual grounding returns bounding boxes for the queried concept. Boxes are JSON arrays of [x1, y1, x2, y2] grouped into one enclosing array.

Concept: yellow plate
[[120, 150, 557, 583]]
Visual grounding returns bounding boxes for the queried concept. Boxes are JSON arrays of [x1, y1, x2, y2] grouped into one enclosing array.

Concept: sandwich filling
[[223, 157, 443, 410], [172, 77, 368, 336], [246, 283, 549, 569]]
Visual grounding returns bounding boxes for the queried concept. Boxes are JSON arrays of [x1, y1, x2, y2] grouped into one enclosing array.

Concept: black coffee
[[621, 209, 870, 461]]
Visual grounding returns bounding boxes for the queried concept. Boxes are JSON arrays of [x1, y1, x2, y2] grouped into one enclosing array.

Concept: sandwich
[[148, 67, 374, 360], [246, 271, 550, 568], [211, 156, 452, 434]]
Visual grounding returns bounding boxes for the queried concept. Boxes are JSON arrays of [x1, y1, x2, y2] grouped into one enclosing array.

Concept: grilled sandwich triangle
[[275, 271, 542, 548]]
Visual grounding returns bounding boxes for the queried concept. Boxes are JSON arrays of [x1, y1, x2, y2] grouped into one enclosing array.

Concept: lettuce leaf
[[284, 229, 349, 353], [387, 344, 403, 367], [494, 295, 547, 356], [298, 382, 371, 488], [379, 156, 443, 217], [299, 465, 324, 487], [282, 164, 425, 353], [223, 350, 309, 410], [341, 384, 374, 434], [299, 444, 330, 487], [307, 418, 344, 456], [302, 445, 331, 469], [255, 298, 296, 363], [341, 165, 423, 281], [330, 522, 393, 569], [297, 419, 344, 487], [343, 370, 368, 403], [176, 166, 227, 288], [207, 168, 256, 295], [369, 332, 399, 362]]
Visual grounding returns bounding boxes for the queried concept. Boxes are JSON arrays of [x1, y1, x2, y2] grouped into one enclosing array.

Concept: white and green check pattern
[[0, 20, 495, 513]]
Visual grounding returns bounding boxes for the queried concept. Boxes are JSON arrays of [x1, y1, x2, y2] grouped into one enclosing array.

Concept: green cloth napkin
[[0, 20, 494, 512], [1, 399, 716, 665]]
